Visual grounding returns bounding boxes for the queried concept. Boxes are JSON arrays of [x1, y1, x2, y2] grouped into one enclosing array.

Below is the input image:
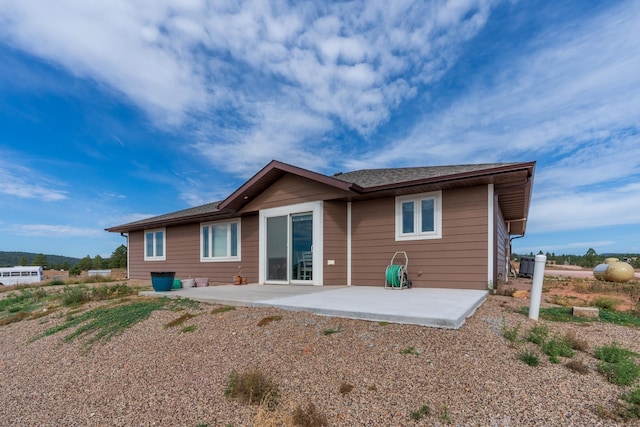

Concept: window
[[144, 228, 166, 260], [201, 219, 240, 262], [395, 191, 442, 241]]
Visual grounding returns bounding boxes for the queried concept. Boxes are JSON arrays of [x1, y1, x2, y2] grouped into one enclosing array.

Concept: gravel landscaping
[[1, 290, 640, 426]]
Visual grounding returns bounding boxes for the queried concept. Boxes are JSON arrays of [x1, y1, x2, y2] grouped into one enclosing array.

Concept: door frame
[[258, 201, 323, 286]]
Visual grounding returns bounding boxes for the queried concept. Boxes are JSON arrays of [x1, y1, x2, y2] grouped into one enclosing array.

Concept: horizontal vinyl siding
[[351, 186, 489, 290], [240, 174, 352, 213], [322, 201, 348, 285], [495, 203, 509, 284], [128, 215, 259, 284]]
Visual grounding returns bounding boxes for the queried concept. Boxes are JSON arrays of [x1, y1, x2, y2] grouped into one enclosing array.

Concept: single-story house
[[106, 160, 535, 290]]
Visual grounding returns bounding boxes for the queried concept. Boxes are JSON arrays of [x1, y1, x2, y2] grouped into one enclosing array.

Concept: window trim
[[144, 228, 166, 261], [200, 219, 241, 262], [395, 191, 442, 241]]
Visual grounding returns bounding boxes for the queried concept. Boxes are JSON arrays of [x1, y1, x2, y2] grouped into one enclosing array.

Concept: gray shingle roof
[[106, 201, 222, 231], [332, 163, 516, 188]]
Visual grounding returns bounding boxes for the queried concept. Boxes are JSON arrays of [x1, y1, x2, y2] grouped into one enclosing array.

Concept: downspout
[[487, 184, 495, 288], [120, 232, 129, 279], [347, 202, 352, 286]]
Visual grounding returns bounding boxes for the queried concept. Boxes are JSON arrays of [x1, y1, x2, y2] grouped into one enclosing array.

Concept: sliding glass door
[[260, 202, 322, 285], [291, 213, 313, 282]]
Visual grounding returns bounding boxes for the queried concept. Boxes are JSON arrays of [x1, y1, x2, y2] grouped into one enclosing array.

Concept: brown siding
[[128, 215, 259, 284], [495, 200, 509, 285], [240, 174, 352, 213], [350, 186, 489, 290], [322, 201, 348, 285]]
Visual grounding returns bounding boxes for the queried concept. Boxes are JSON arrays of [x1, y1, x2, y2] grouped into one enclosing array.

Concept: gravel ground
[[1, 293, 640, 426]]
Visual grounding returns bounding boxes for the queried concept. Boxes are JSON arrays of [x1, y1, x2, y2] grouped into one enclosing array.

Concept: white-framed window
[[395, 191, 442, 241], [144, 228, 166, 260], [201, 219, 241, 262]]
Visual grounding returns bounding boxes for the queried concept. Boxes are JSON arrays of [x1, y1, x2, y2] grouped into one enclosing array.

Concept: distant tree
[[18, 256, 28, 266], [92, 255, 105, 270], [69, 265, 81, 276], [60, 261, 70, 271], [581, 248, 601, 268], [32, 253, 48, 267], [77, 255, 93, 271], [109, 245, 127, 269]]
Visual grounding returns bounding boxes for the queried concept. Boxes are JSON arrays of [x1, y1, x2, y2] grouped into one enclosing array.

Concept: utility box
[[518, 257, 535, 279]]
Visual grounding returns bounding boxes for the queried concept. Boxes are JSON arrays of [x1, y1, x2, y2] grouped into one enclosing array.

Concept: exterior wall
[[240, 174, 352, 213], [322, 201, 348, 285], [128, 215, 259, 283], [495, 201, 509, 285], [350, 186, 489, 290]]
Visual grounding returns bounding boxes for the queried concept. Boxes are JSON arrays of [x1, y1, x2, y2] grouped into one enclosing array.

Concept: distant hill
[[0, 251, 81, 268]]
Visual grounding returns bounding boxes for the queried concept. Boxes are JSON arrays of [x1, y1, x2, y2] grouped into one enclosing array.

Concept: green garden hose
[[386, 265, 404, 287]]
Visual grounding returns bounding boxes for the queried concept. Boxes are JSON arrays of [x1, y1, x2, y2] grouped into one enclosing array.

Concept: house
[[106, 160, 535, 290]]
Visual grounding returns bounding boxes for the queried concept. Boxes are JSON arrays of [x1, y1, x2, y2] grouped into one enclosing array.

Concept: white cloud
[[0, 0, 499, 168], [0, 159, 68, 201], [529, 182, 640, 233], [11, 224, 102, 237], [345, 0, 640, 169]]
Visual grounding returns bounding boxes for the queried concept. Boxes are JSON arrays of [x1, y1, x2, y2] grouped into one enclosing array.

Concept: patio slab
[[140, 285, 488, 329]]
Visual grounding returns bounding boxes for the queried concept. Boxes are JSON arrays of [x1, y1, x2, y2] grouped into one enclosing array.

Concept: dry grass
[[251, 401, 328, 427], [164, 312, 197, 328], [565, 359, 590, 374], [565, 331, 589, 352], [257, 315, 283, 326], [224, 368, 279, 408], [339, 382, 354, 394]]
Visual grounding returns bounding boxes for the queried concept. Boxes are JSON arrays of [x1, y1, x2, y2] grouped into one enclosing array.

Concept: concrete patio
[[140, 284, 488, 329]]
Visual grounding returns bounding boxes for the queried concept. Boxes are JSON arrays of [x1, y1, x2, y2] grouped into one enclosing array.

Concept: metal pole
[[529, 254, 547, 320]]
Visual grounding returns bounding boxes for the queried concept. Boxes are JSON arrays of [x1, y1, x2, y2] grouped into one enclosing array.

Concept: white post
[[529, 254, 547, 321]]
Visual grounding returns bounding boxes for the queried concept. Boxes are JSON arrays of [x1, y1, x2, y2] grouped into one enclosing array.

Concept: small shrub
[[339, 382, 354, 394], [224, 368, 279, 408], [594, 342, 640, 385], [620, 387, 640, 419], [48, 279, 67, 287], [211, 305, 235, 315], [367, 384, 377, 391], [594, 342, 638, 364], [565, 359, 589, 374], [411, 404, 430, 421], [378, 321, 390, 326], [525, 324, 549, 345], [501, 319, 521, 344], [291, 402, 329, 426], [257, 315, 282, 326], [322, 326, 341, 336], [400, 346, 420, 355], [181, 325, 197, 333], [518, 349, 540, 367], [61, 286, 91, 306], [439, 404, 452, 424], [598, 359, 640, 386], [542, 334, 575, 363], [91, 283, 135, 301], [592, 296, 621, 311]]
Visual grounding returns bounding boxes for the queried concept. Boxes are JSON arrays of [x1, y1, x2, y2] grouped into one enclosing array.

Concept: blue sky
[[1, 0, 639, 259]]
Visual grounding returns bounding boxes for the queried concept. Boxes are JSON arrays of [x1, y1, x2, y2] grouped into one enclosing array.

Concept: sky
[[0, 0, 639, 260]]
